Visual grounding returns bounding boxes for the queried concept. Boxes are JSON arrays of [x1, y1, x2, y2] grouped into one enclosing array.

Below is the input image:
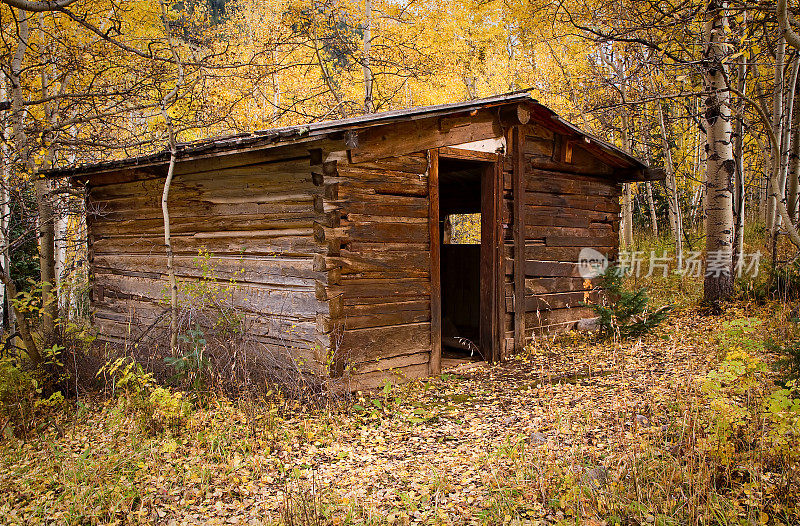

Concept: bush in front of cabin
[[97, 357, 191, 433], [591, 265, 671, 340]]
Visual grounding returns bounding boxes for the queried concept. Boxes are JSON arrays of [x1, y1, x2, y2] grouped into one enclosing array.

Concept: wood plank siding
[[87, 153, 332, 374], [501, 123, 621, 352], [318, 153, 433, 389]]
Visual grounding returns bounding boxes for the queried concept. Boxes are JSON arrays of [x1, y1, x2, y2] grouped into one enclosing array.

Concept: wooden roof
[[42, 91, 657, 181]]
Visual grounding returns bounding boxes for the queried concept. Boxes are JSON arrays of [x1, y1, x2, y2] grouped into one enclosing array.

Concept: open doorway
[[437, 156, 494, 364]]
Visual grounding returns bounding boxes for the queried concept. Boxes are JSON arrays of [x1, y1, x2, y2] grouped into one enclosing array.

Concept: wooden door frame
[[428, 147, 502, 373]]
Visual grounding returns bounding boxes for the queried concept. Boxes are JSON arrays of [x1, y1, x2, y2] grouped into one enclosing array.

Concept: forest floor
[[1, 299, 798, 525]]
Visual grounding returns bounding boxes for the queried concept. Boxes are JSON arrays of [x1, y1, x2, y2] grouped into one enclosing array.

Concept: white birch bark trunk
[[733, 57, 748, 273], [767, 37, 786, 235], [702, 0, 736, 306], [789, 99, 800, 220], [0, 82, 8, 331], [362, 0, 373, 113], [657, 101, 684, 267]]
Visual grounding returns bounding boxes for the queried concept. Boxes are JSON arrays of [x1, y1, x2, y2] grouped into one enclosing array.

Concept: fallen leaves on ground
[[1, 303, 797, 525]]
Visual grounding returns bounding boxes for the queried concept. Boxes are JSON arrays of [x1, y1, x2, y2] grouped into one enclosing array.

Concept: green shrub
[[0, 354, 69, 437], [165, 327, 211, 393], [98, 357, 191, 433], [590, 265, 671, 340], [0, 357, 38, 432]]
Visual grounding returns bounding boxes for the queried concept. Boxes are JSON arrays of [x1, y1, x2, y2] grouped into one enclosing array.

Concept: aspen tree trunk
[[767, 37, 786, 236], [702, 0, 736, 307], [362, 0, 374, 113], [0, 177, 7, 331], [778, 58, 800, 227], [789, 101, 800, 220], [0, 82, 9, 332], [622, 185, 634, 246], [621, 115, 634, 247], [602, 47, 634, 247], [779, 0, 800, 219], [692, 130, 708, 227], [0, 262, 40, 364], [727, 87, 800, 249], [37, 25, 59, 348], [9, 10, 48, 360], [645, 183, 658, 236], [657, 101, 683, 267], [733, 58, 748, 272], [640, 121, 659, 236], [159, 0, 183, 353]]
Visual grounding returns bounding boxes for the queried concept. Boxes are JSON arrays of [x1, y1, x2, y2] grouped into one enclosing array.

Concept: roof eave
[[42, 91, 536, 180]]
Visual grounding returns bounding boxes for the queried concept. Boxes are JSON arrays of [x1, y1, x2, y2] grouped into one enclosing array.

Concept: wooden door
[[479, 160, 502, 362], [429, 148, 502, 371]]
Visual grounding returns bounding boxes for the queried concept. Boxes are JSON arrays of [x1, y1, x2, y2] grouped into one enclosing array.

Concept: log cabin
[[46, 91, 660, 389]]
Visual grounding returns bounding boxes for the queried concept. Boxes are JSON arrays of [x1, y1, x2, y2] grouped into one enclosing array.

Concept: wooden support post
[[481, 159, 502, 362], [428, 149, 442, 375], [512, 126, 526, 353]]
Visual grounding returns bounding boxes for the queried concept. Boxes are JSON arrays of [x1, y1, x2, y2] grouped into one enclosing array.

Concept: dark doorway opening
[[438, 157, 490, 362]]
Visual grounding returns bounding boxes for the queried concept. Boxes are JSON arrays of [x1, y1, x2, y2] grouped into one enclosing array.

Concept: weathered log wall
[[85, 121, 627, 383], [318, 153, 433, 389], [503, 123, 621, 349], [87, 153, 332, 373]]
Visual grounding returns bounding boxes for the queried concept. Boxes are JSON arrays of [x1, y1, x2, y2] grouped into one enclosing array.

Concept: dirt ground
[[0, 306, 786, 525]]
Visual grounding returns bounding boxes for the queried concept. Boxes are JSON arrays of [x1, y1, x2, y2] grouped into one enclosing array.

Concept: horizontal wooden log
[[524, 260, 584, 277], [340, 277, 431, 301], [504, 206, 618, 228], [337, 179, 428, 198], [506, 290, 601, 312], [525, 306, 595, 328], [91, 213, 318, 237], [94, 272, 326, 318], [345, 153, 428, 174], [93, 299, 320, 341], [329, 249, 430, 276], [512, 171, 618, 196], [345, 362, 430, 391], [336, 164, 431, 182], [90, 159, 314, 198], [323, 221, 430, 244], [438, 146, 500, 162], [523, 192, 621, 214], [337, 322, 431, 362], [92, 253, 327, 286], [342, 300, 430, 330], [348, 109, 501, 163], [92, 318, 326, 374], [90, 200, 318, 226], [351, 352, 430, 375], [84, 149, 315, 186], [503, 244, 617, 263], [527, 224, 614, 238], [334, 194, 429, 218], [542, 235, 618, 247], [526, 245, 616, 262], [345, 241, 429, 252], [91, 231, 321, 257]]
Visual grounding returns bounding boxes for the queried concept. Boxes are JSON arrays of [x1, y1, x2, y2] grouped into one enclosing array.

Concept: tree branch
[[728, 84, 800, 248], [1, 0, 78, 12], [779, 0, 800, 50]]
